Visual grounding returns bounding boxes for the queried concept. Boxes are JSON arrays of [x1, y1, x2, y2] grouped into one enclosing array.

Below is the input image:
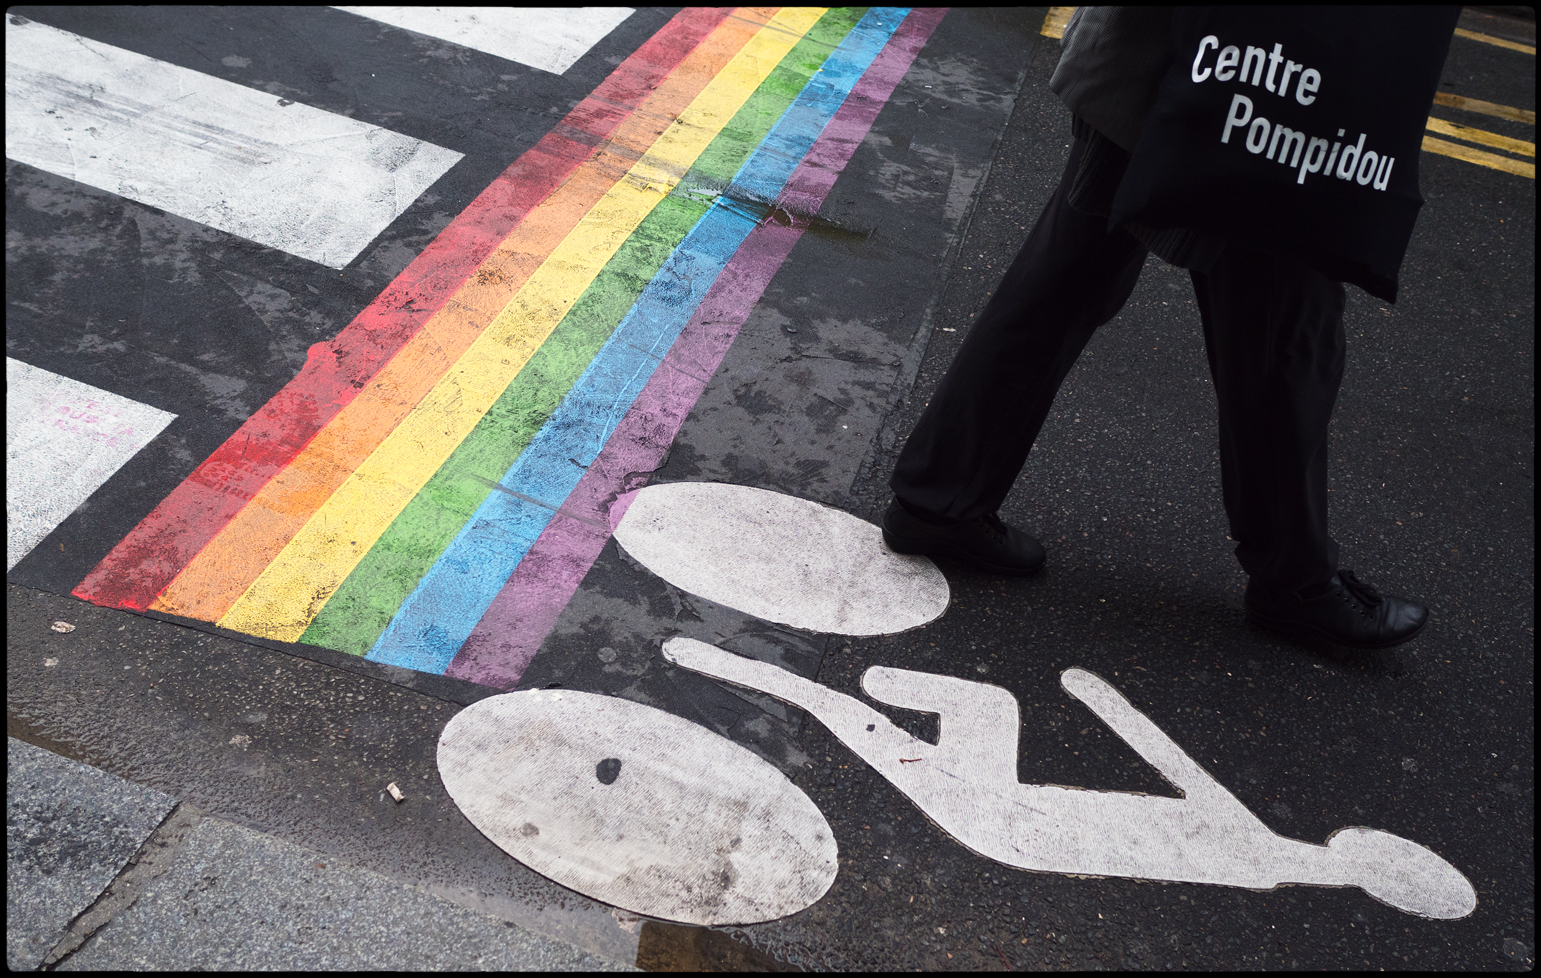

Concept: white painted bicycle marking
[[437, 687, 837, 926], [442, 482, 1474, 923], [663, 637, 1477, 919], [613, 482, 949, 635]]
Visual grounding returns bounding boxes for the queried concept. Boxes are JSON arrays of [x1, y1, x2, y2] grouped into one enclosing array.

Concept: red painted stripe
[[73, 7, 735, 611]]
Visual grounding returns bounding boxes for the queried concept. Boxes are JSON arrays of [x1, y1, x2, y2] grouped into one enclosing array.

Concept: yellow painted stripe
[[1422, 134, 1535, 179], [1426, 116, 1535, 156], [217, 7, 828, 641], [150, 9, 772, 624], [1041, 6, 1075, 40], [1453, 27, 1536, 56], [1433, 91, 1536, 126]]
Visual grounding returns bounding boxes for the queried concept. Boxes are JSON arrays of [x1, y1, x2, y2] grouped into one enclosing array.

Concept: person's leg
[[1189, 246, 1344, 593], [1192, 248, 1427, 648], [890, 137, 1149, 523]]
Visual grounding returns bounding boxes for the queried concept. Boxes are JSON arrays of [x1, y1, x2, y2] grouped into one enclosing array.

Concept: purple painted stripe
[[445, 7, 950, 690]]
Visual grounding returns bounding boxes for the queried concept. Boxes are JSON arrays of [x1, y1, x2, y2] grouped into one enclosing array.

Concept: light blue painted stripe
[[367, 8, 912, 672]]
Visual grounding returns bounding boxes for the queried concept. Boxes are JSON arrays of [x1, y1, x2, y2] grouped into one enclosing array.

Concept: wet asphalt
[[7, 6, 1535, 971]]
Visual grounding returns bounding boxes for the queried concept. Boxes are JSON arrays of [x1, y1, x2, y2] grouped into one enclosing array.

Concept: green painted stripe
[[302, 7, 867, 655]]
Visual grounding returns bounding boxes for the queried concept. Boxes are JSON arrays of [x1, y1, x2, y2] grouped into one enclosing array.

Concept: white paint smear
[[6, 358, 176, 571], [613, 482, 949, 636], [664, 638, 1478, 919], [4, 17, 463, 269], [336, 7, 634, 75], [437, 688, 837, 926]]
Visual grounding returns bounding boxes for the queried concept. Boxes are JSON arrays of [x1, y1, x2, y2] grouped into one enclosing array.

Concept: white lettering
[[1246, 116, 1271, 154], [1325, 140, 1342, 176], [1265, 43, 1285, 92], [1356, 150, 1379, 185], [1242, 45, 1267, 87], [1197, 39, 1315, 102], [1268, 126, 1306, 167], [1298, 137, 1328, 184], [1296, 68, 1320, 105], [1373, 156, 1394, 191], [1279, 59, 1302, 95], [1192, 35, 1218, 82], [1221, 93, 1253, 144], [1336, 133, 1366, 180], [1216, 45, 1240, 82]]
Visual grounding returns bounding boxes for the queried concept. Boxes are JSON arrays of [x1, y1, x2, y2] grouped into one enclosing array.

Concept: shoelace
[[978, 513, 1009, 540], [1338, 569, 1384, 611]]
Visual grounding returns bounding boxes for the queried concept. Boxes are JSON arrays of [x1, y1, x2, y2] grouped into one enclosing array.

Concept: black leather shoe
[[1245, 570, 1429, 650], [881, 498, 1045, 576]]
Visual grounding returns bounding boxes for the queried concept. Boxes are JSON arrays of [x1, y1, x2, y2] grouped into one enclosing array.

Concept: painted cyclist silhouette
[[438, 482, 1476, 925]]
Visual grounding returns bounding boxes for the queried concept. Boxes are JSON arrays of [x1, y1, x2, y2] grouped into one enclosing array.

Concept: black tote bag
[[1109, 7, 1461, 302]]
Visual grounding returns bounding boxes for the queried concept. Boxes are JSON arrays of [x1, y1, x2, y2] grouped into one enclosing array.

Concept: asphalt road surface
[[8, 6, 1534, 970]]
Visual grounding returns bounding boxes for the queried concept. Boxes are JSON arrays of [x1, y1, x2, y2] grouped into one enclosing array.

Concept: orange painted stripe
[[151, 8, 778, 622]]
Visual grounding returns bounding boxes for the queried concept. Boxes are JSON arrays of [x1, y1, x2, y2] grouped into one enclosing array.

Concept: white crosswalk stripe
[[4, 16, 464, 269], [6, 358, 176, 570], [334, 6, 634, 75]]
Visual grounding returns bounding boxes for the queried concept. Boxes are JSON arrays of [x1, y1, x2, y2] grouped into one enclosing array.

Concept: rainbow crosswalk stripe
[[75, 7, 947, 687]]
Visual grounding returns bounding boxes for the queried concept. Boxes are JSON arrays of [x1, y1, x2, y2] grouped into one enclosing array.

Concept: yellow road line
[[1426, 116, 1535, 156], [217, 7, 828, 641], [1422, 135, 1535, 179], [1453, 27, 1536, 56], [1041, 7, 1074, 40], [1433, 91, 1536, 126]]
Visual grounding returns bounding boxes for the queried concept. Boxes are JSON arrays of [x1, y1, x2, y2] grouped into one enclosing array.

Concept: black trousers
[[891, 136, 1347, 593]]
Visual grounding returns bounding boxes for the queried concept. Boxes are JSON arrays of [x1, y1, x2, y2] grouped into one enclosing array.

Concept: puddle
[[8, 709, 109, 769], [636, 920, 799, 972]]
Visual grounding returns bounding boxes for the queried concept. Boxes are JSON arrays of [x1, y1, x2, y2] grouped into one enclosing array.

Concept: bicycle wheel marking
[[611, 482, 948, 635], [437, 687, 838, 926]]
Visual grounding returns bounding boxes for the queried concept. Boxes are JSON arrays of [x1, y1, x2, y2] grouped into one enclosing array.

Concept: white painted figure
[[662, 636, 1477, 920]]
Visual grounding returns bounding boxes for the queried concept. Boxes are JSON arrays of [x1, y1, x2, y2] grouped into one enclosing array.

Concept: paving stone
[[60, 816, 635, 971], [6, 738, 177, 971]]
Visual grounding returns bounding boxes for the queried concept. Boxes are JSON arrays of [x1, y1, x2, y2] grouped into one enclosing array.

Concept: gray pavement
[[8, 738, 634, 971], [7, 5, 1535, 972], [8, 737, 175, 970]]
